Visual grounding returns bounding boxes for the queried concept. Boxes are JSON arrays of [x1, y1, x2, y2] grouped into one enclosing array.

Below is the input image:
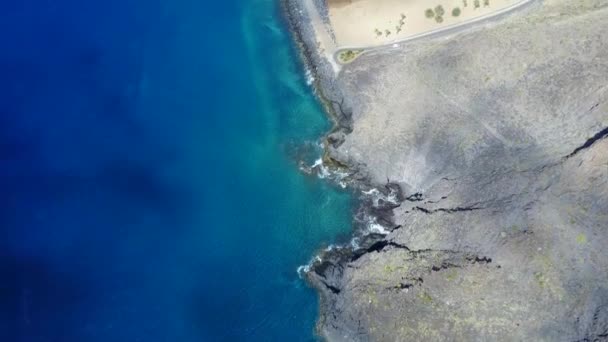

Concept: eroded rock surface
[[307, 0, 608, 340]]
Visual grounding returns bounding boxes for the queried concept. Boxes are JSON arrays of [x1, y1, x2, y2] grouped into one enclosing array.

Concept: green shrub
[[339, 50, 359, 63], [434, 5, 445, 16], [435, 15, 444, 23], [425, 8, 435, 18], [452, 7, 461, 16], [576, 233, 587, 244]]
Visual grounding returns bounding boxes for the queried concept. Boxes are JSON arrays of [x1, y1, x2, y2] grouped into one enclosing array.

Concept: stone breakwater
[[284, 0, 608, 341]]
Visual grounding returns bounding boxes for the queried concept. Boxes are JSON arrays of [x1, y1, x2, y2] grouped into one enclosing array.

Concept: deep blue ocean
[[0, 0, 353, 340]]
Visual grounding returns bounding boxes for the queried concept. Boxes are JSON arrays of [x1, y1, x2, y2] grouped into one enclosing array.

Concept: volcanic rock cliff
[[287, 0, 608, 340]]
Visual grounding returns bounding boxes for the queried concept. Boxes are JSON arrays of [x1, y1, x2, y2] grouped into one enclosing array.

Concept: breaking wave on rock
[[297, 158, 402, 276]]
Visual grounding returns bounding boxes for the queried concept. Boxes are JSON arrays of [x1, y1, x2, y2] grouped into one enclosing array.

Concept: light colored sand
[[329, 0, 519, 47]]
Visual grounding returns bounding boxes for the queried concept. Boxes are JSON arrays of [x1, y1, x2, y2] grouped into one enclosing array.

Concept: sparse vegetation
[[484, 0, 490, 6], [474, 0, 480, 9], [430, 5, 444, 23], [534, 272, 546, 288], [420, 291, 433, 303], [446, 270, 458, 281], [463, 0, 468, 7], [434, 5, 445, 17], [395, 13, 406, 33], [338, 49, 361, 63], [452, 7, 461, 16], [576, 233, 587, 244]]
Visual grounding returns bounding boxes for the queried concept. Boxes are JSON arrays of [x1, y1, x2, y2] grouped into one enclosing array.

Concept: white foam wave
[[305, 68, 315, 86], [362, 186, 400, 207], [362, 188, 379, 196], [310, 158, 347, 183], [387, 191, 399, 204], [318, 165, 331, 179], [362, 215, 390, 235], [350, 237, 360, 250], [324, 244, 338, 252], [368, 221, 389, 235], [297, 255, 322, 278]]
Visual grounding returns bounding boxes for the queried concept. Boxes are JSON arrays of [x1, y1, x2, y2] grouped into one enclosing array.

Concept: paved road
[[334, 0, 538, 65]]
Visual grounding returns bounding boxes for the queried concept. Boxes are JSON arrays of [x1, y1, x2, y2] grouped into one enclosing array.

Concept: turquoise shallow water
[[0, 0, 353, 340]]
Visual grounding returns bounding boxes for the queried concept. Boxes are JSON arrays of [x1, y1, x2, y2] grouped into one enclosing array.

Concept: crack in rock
[[388, 278, 424, 291], [405, 192, 424, 202], [413, 205, 486, 214], [565, 126, 608, 159], [321, 280, 341, 294], [350, 240, 410, 262]]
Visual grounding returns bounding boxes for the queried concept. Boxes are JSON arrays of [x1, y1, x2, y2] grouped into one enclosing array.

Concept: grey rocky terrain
[[286, 0, 608, 340]]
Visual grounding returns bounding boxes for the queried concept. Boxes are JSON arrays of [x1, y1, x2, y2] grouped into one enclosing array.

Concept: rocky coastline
[[280, 0, 407, 334], [283, 0, 608, 341], [280, 0, 402, 247]]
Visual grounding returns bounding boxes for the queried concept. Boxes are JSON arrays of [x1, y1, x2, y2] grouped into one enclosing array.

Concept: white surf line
[[333, 0, 537, 64]]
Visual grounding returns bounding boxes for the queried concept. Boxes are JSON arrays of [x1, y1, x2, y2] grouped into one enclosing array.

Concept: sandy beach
[[329, 0, 519, 47]]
